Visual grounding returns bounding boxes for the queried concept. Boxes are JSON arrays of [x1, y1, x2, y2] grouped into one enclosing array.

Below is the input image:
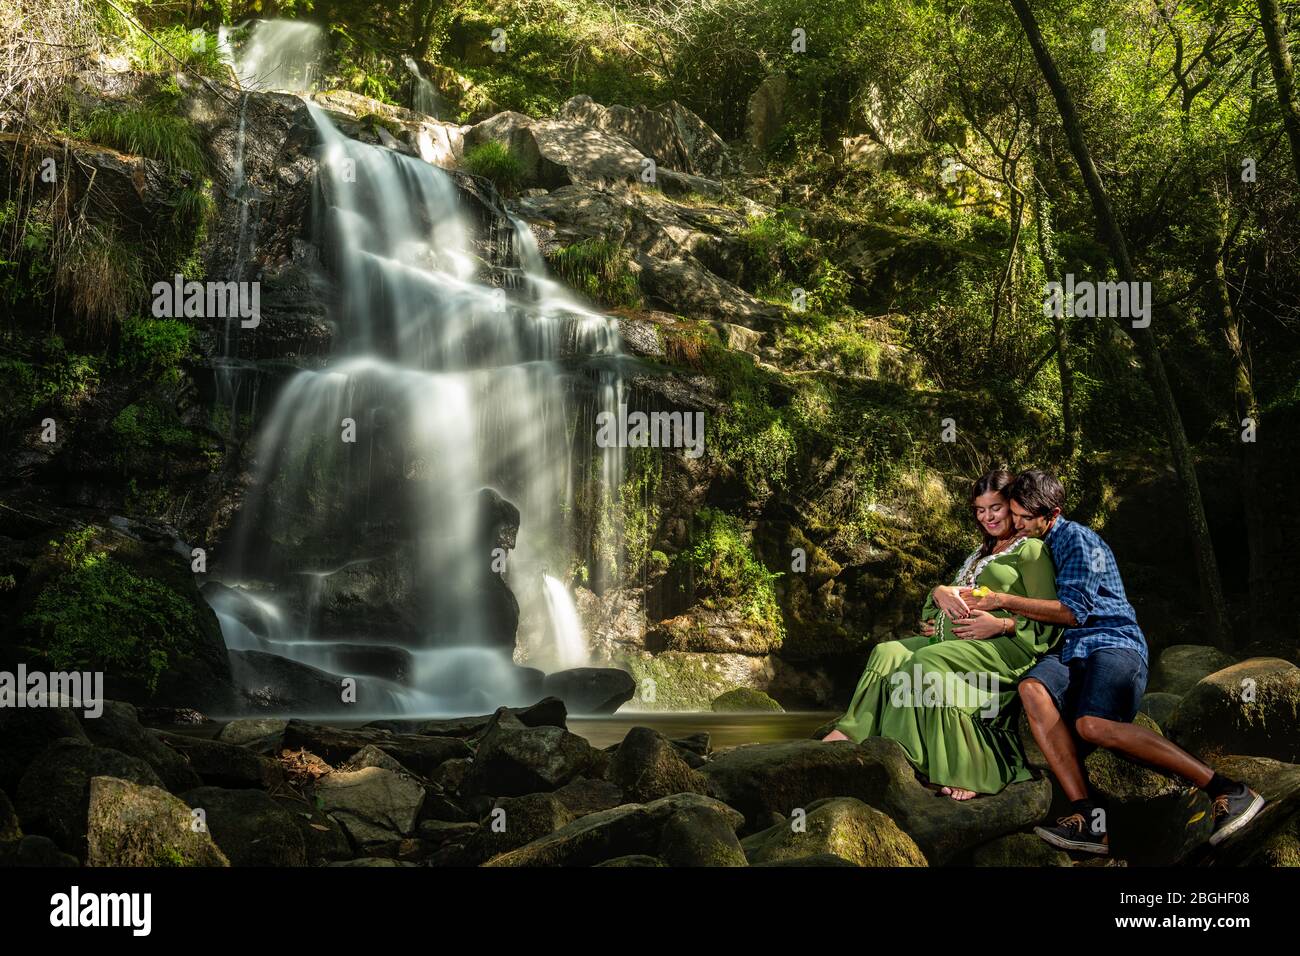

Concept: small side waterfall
[[217, 20, 324, 92], [403, 56, 441, 118], [209, 20, 623, 715]]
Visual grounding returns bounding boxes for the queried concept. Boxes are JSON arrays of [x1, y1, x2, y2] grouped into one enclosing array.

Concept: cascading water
[[210, 21, 622, 715], [217, 20, 324, 93], [403, 56, 441, 118]]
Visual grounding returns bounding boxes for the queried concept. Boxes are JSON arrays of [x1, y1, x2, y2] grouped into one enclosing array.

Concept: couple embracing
[[821, 468, 1264, 853]]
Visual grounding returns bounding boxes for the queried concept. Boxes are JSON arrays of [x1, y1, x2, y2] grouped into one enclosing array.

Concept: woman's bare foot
[[939, 786, 978, 801], [821, 729, 851, 742]]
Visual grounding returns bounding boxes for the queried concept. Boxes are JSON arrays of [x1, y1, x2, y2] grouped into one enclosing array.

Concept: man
[[960, 469, 1263, 855]]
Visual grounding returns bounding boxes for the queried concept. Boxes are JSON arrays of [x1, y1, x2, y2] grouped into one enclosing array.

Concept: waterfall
[[208, 52, 625, 714], [542, 575, 589, 670], [217, 20, 324, 93], [403, 56, 441, 118]]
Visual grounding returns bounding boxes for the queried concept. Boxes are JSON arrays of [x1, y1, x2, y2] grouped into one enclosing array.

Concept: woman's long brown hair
[[970, 469, 1015, 558]]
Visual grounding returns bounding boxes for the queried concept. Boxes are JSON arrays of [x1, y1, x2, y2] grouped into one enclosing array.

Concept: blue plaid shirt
[[1043, 517, 1147, 664]]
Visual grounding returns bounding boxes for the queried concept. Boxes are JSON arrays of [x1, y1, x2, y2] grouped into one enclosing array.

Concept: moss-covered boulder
[[1166, 658, 1300, 764], [0, 789, 20, 842], [1186, 754, 1300, 867], [16, 737, 164, 858], [607, 726, 709, 803], [970, 832, 1071, 867], [1149, 645, 1237, 696], [741, 796, 927, 866], [182, 786, 307, 867], [711, 688, 784, 712], [1137, 692, 1183, 730], [659, 803, 749, 866], [79, 700, 201, 793], [699, 737, 1051, 864], [462, 708, 598, 797], [482, 792, 743, 867], [87, 775, 228, 866]]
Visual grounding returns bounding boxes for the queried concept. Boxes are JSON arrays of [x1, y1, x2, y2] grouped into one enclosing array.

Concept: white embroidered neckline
[[951, 535, 1029, 588]]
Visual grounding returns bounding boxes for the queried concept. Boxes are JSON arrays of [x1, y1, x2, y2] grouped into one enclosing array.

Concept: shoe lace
[[1211, 793, 1230, 819], [1056, 812, 1086, 834]]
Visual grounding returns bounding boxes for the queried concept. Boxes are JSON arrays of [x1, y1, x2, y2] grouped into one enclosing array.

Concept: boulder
[[364, 696, 569, 737], [970, 832, 1072, 867], [1137, 692, 1182, 730], [711, 688, 783, 712], [346, 745, 412, 775], [183, 786, 307, 866], [79, 701, 201, 793], [217, 717, 288, 747], [282, 720, 472, 777], [1085, 712, 1210, 865], [272, 794, 353, 864], [0, 703, 89, 793], [658, 803, 749, 866], [699, 738, 1051, 865], [87, 776, 229, 866], [1167, 658, 1300, 763], [541, 667, 636, 715], [0, 835, 80, 867], [751, 853, 859, 867], [746, 73, 792, 152], [482, 792, 743, 867], [1149, 645, 1237, 696], [228, 649, 352, 714], [463, 708, 597, 796], [607, 726, 709, 803], [157, 733, 285, 790], [16, 738, 163, 857], [312, 767, 426, 848], [740, 796, 927, 867], [467, 792, 576, 864], [595, 854, 666, 866], [635, 253, 783, 329]]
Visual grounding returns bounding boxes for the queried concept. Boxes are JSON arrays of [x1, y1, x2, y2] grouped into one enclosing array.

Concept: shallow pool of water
[[569, 711, 838, 751]]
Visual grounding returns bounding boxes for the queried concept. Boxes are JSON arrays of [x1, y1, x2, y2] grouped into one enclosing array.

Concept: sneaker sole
[[1207, 792, 1265, 846], [1033, 826, 1109, 855]]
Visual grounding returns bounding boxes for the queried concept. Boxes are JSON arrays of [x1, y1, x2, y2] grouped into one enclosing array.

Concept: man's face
[[1010, 500, 1055, 538]]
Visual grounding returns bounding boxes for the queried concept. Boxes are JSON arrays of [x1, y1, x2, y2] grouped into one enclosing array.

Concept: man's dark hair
[[1009, 469, 1066, 517]]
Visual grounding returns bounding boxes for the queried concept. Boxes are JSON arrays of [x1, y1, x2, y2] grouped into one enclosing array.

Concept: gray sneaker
[[1207, 783, 1264, 846], [1034, 811, 1109, 855]]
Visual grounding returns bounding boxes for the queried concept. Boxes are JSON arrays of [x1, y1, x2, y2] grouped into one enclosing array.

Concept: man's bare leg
[[1019, 679, 1088, 801], [1074, 716, 1213, 786]]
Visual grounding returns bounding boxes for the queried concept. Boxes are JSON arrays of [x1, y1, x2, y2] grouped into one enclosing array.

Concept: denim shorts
[[1023, 646, 1149, 724]]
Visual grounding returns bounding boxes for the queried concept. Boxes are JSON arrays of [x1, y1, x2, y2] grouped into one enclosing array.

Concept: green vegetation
[[78, 106, 207, 172], [674, 507, 783, 634], [547, 237, 642, 309], [117, 316, 195, 380], [23, 527, 198, 693], [460, 140, 525, 194]]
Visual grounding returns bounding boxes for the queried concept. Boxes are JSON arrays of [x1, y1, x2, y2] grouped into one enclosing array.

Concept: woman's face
[[972, 491, 1012, 539]]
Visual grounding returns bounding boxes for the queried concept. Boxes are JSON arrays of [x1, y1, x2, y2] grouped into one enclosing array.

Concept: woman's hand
[[952, 610, 1010, 640], [958, 587, 1005, 612], [932, 585, 970, 620], [918, 620, 936, 637]]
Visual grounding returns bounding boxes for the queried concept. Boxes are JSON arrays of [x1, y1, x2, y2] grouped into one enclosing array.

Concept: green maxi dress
[[832, 535, 1060, 794]]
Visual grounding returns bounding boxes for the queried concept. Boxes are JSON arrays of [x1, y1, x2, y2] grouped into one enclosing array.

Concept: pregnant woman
[[821, 469, 1061, 799]]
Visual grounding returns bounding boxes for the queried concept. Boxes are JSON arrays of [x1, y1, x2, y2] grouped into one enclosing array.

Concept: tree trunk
[[1032, 178, 1075, 458], [1258, 0, 1300, 181], [1008, 0, 1236, 650], [1209, 201, 1269, 641]]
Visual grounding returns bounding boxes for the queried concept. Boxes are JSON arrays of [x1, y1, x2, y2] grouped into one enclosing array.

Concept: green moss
[[547, 238, 642, 309], [358, 112, 402, 137], [619, 448, 661, 578], [675, 507, 784, 636], [117, 316, 194, 383], [22, 529, 197, 693], [711, 688, 784, 712], [461, 141, 525, 195]]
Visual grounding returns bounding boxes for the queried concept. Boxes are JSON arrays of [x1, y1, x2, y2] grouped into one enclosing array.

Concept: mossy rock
[[1137, 692, 1182, 730], [1085, 712, 1180, 803], [1166, 659, 1300, 764], [741, 796, 927, 866], [1149, 644, 1237, 696], [613, 649, 774, 711], [970, 832, 1071, 867], [711, 688, 784, 713], [87, 775, 228, 867]]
